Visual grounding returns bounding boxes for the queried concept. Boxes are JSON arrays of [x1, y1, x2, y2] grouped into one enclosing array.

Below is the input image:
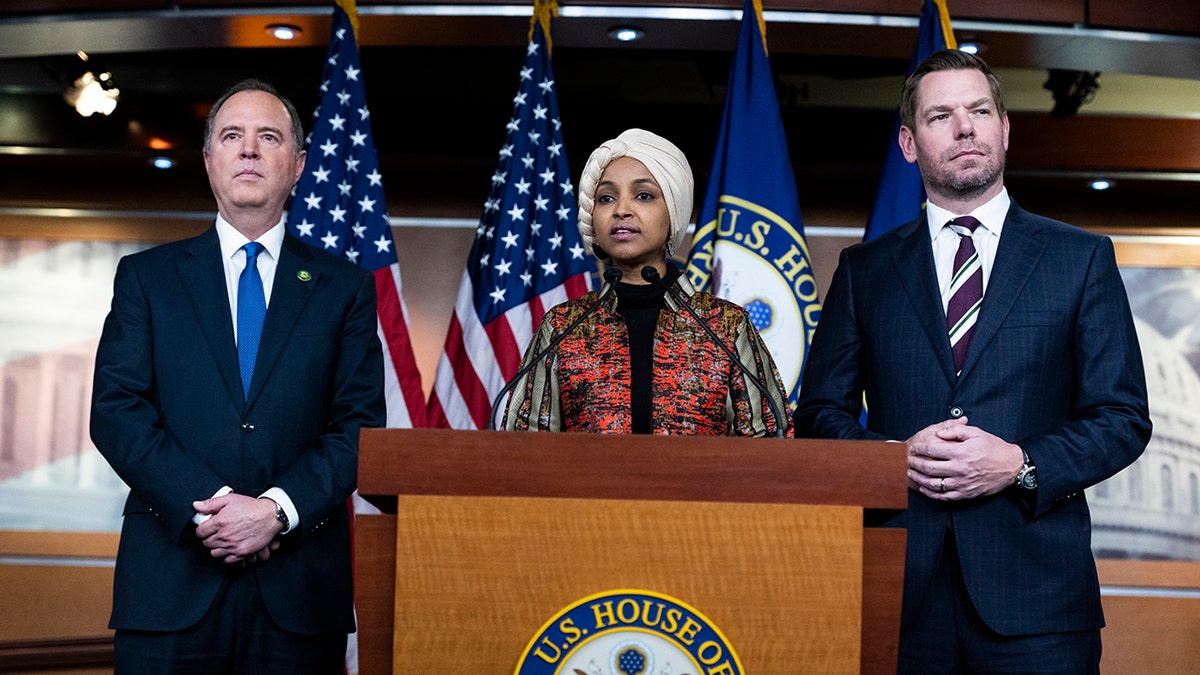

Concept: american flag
[[286, 4, 427, 429], [427, 8, 594, 430]]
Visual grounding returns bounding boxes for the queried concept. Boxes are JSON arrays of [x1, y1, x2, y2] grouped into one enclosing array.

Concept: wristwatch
[[1015, 449, 1037, 490], [264, 497, 289, 532]]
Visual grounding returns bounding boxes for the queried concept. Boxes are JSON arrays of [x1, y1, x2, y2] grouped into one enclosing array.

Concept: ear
[[898, 125, 919, 165], [1001, 113, 1010, 153], [292, 149, 307, 184]]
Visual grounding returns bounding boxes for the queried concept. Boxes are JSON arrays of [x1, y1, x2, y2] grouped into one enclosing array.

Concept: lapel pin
[[297, 270, 312, 282]]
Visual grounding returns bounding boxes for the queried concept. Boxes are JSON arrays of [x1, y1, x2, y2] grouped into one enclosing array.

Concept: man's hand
[[193, 493, 284, 565], [906, 417, 1024, 501]]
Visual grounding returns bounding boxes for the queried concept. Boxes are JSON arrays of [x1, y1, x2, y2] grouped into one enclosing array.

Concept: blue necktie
[[237, 242, 266, 400]]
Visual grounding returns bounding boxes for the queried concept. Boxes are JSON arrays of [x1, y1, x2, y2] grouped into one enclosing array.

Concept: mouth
[[608, 224, 640, 241]]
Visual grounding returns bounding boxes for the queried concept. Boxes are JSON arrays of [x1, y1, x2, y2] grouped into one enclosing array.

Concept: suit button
[[948, 406, 965, 419], [241, 423, 255, 433]]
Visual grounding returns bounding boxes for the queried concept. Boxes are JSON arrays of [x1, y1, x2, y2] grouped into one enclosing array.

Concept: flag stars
[[521, 153, 536, 170], [569, 243, 585, 259], [358, 196, 376, 213], [304, 192, 322, 210], [506, 118, 521, 133], [548, 233, 563, 250], [352, 223, 367, 238], [338, 181, 353, 196], [321, 231, 339, 249], [492, 170, 508, 186], [345, 249, 360, 263], [507, 205, 525, 222], [374, 235, 392, 253], [538, 77, 554, 94], [548, 142, 562, 157], [501, 231, 520, 249], [555, 205, 571, 221], [350, 131, 368, 147], [344, 65, 360, 81], [329, 114, 346, 131], [527, 42, 540, 56], [519, 66, 533, 81], [489, 286, 507, 304], [320, 140, 338, 157], [520, 271, 533, 287], [312, 166, 331, 183], [513, 92, 528, 106], [541, 260, 559, 276], [533, 105, 548, 120], [337, 90, 351, 106], [357, 106, 370, 121], [527, 130, 542, 146], [495, 259, 512, 276], [296, 220, 315, 237], [533, 195, 549, 212], [367, 169, 383, 186], [499, 144, 514, 159], [330, 205, 347, 223], [345, 157, 360, 173], [515, 179, 532, 195], [539, 169, 555, 185]]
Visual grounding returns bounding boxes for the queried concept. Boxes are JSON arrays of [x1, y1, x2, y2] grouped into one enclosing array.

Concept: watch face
[[1019, 467, 1038, 490]]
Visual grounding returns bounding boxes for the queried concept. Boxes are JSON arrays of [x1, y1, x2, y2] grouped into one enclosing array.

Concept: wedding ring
[[939, 478, 946, 493]]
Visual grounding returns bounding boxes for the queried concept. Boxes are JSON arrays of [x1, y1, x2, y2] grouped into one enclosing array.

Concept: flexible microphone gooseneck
[[641, 265, 788, 439], [488, 266, 624, 430]]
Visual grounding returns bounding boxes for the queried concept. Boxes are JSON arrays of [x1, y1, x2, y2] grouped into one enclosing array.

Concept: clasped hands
[[907, 417, 1023, 501], [193, 493, 284, 566]]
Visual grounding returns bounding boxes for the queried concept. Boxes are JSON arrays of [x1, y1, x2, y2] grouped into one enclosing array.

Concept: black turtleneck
[[613, 264, 681, 434]]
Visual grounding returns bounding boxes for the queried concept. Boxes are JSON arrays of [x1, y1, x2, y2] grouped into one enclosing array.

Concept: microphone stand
[[488, 266, 624, 430], [641, 265, 788, 439]]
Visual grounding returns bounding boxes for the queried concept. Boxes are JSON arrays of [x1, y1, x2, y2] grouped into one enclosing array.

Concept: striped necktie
[[237, 242, 266, 400], [946, 216, 983, 374]]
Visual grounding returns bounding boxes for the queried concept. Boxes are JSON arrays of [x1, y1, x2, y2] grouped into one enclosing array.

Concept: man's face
[[899, 68, 1010, 205], [203, 90, 305, 222]]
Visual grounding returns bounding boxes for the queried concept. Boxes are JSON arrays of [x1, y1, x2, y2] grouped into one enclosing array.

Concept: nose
[[953, 111, 975, 139], [611, 194, 633, 218], [239, 136, 260, 159]]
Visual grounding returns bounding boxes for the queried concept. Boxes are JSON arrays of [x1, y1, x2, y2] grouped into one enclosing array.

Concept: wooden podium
[[354, 429, 907, 674]]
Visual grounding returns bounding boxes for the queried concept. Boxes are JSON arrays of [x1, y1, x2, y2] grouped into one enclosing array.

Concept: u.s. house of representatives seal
[[514, 589, 744, 675]]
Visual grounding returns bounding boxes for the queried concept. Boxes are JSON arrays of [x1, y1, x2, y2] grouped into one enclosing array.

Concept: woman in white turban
[[502, 129, 788, 436]]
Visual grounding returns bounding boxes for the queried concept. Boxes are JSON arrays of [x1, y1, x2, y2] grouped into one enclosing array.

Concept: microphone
[[640, 265, 787, 439], [488, 266, 624, 430]]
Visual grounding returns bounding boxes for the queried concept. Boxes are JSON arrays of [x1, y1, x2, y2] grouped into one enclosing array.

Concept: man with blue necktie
[[794, 50, 1151, 673], [91, 79, 385, 673]]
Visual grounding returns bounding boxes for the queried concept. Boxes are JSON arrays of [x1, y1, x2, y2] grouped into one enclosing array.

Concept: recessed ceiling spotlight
[[152, 157, 175, 170], [608, 26, 645, 43], [267, 24, 302, 41], [1089, 179, 1114, 191], [957, 38, 986, 56]]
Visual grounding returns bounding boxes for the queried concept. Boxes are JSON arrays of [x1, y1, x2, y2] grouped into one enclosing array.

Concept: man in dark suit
[[794, 50, 1151, 673], [90, 79, 385, 673]]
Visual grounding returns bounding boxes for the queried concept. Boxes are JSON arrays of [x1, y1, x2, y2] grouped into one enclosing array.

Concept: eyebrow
[[217, 124, 287, 138], [597, 177, 659, 188], [925, 97, 993, 115]]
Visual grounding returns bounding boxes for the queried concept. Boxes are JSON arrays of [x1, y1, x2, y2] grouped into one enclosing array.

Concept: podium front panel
[[392, 495, 862, 673]]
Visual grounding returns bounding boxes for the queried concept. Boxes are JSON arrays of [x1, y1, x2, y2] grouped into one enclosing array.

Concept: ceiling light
[[152, 157, 175, 170], [1089, 179, 1114, 191], [608, 26, 645, 43], [63, 71, 119, 117], [957, 37, 986, 56], [267, 24, 302, 41]]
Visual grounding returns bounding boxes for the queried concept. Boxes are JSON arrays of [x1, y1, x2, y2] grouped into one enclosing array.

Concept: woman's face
[[592, 156, 671, 281]]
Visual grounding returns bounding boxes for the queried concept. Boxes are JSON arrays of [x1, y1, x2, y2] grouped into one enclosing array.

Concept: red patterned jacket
[[502, 275, 788, 436]]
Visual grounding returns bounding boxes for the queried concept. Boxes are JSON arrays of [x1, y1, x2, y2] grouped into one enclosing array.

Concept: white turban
[[577, 128, 694, 264]]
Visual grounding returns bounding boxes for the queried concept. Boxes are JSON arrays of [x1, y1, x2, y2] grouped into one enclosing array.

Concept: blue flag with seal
[[685, 0, 819, 410], [862, 0, 957, 241]]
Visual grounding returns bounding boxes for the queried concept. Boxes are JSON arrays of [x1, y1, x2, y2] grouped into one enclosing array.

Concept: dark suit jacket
[[90, 227, 385, 635], [794, 201, 1151, 636]]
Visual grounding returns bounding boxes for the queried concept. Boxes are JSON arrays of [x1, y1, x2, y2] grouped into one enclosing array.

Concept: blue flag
[[862, 0, 957, 241], [685, 0, 820, 409]]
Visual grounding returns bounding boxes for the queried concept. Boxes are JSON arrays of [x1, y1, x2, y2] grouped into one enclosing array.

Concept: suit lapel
[[957, 202, 1047, 379], [246, 234, 318, 406], [179, 227, 245, 405], [889, 219, 959, 381]]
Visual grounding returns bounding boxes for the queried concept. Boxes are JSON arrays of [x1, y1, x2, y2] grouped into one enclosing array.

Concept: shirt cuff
[[259, 486, 299, 534], [192, 485, 233, 525]]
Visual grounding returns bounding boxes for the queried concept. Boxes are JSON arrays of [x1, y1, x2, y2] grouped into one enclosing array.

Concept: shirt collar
[[926, 187, 1011, 241], [215, 214, 286, 262]]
